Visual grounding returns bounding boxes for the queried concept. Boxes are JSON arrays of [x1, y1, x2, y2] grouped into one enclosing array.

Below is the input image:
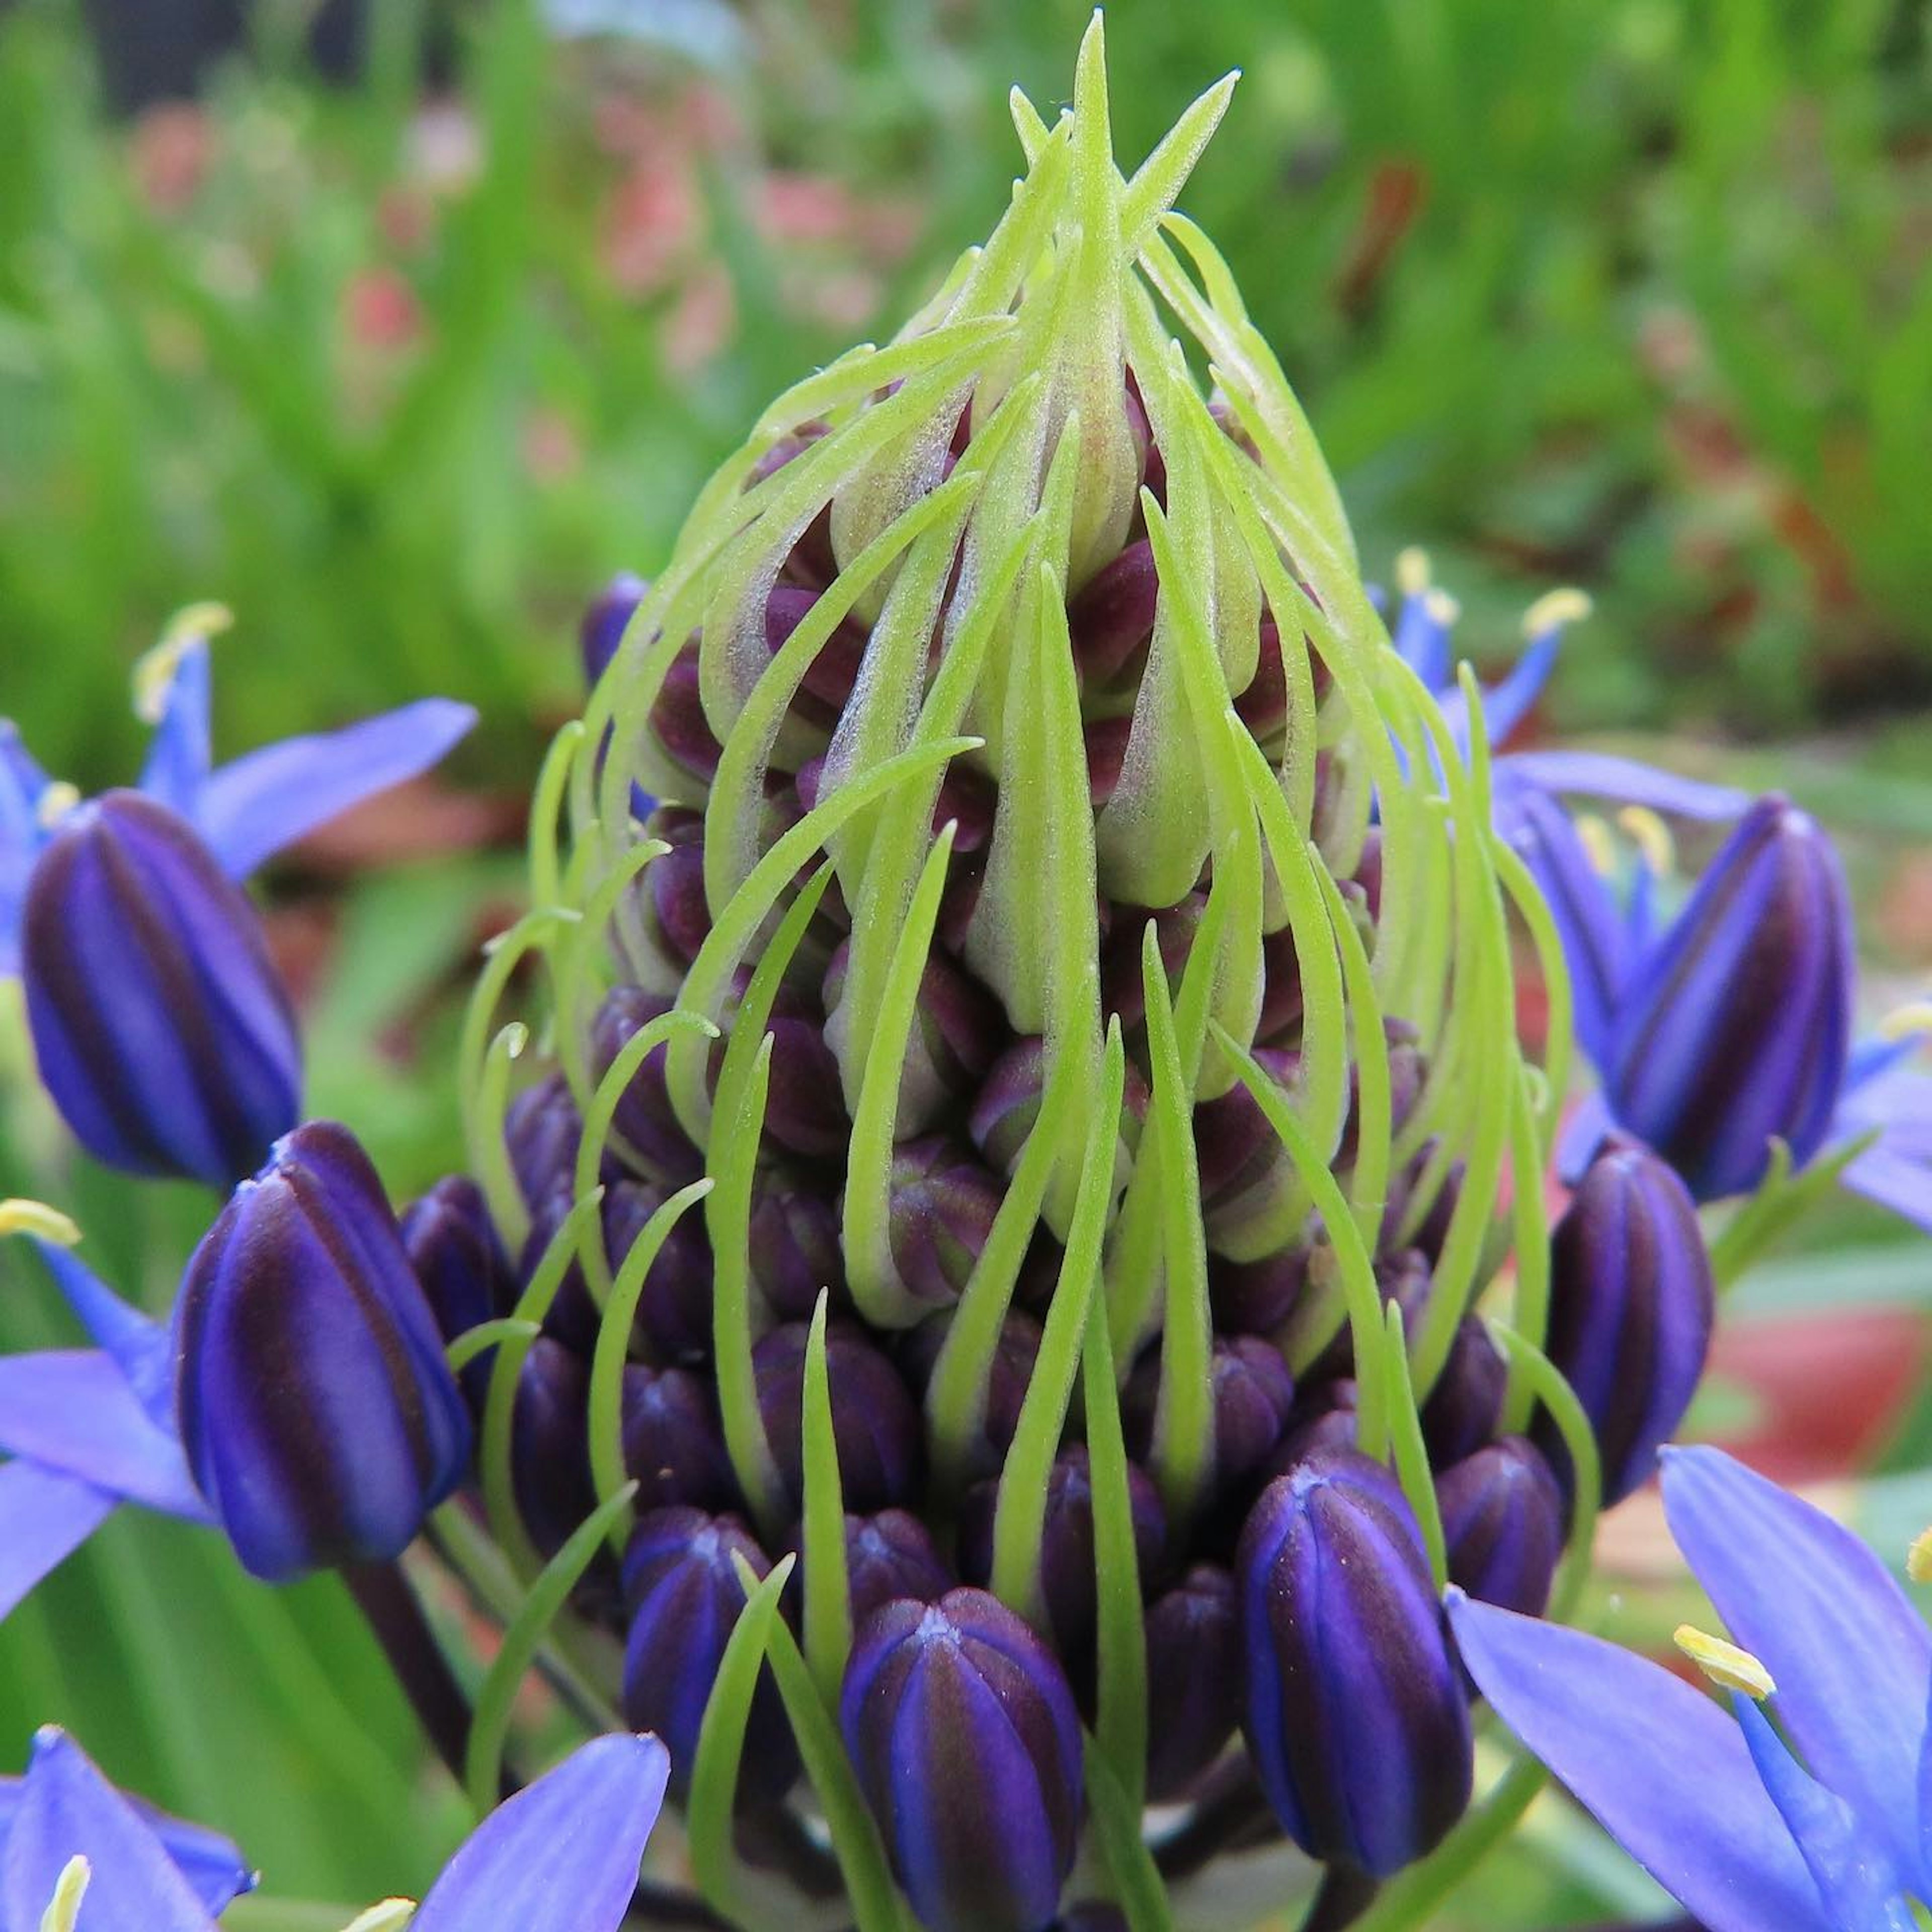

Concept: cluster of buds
[[408, 24, 1717, 1930]]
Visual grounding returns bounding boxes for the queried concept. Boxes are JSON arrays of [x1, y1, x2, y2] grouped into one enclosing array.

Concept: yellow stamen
[[0, 1199, 82, 1245], [1422, 587, 1462, 628], [1617, 805, 1676, 880], [1575, 813, 1618, 879], [1522, 587, 1593, 637], [1908, 1527, 1932, 1585], [132, 603, 233, 725], [1674, 1625, 1776, 1700], [1878, 1003, 1932, 1046], [38, 1856, 89, 1932], [337, 1902, 416, 1932], [35, 781, 80, 831], [1395, 546, 1431, 600]]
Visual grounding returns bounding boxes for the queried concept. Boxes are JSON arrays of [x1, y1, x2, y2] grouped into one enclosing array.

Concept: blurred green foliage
[[2, 0, 1929, 794]]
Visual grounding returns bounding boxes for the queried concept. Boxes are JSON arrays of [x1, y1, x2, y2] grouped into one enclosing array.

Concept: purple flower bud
[[644, 833, 713, 970], [589, 986, 702, 1181], [1419, 1316, 1507, 1468], [753, 1320, 922, 1513], [1606, 795, 1855, 1200], [400, 1176, 514, 1406], [748, 1180, 847, 1322], [1436, 1436, 1565, 1618], [175, 1121, 472, 1581], [758, 983, 849, 1162], [842, 1587, 1084, 1932], [22, 791, 300, 1189], [898, 1309, 1043, 1484], [581, 573, 647, 688], [1209, 1245, 1310, 1336], [970, 1038, 1051, 1174], [505, 1071, 586, 1210], [622, 1506, 797, 1805], [1144, 1564, 1242, 1801], [621, 1361, 739, 1513], [1254, 922, 1305, 1047], [1270, 1380, 1360, 1467], [839, 1508, 953, 1628], [1066, 538, 1158, 684], [959, 1446, 1165, 1671], [889, 1135, 1004, 1305], [1193, 1047, 1299, 1228], [1536, 1139, 1714, 1507], [1238, 1450, 1474, 1876], [766, 584, 870, 712], [1100, 897, 1204, 1034], [1124, 1337, 1295, 1488], [649, 643, 724, 786], [512, 1337, 595, 1558]]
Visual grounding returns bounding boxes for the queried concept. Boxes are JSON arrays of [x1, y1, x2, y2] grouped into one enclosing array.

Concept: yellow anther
[[1878, 1003, 1932, 1046], [38, 1855, 89, 1932], [1395, 546, 1432, 600], [1522, 587, 1593, 637], [133, 603, 233, 725], [0, 1199, 82, 1245], [337, 1901, 416, 1932], [35, 781, 80, 831], [1617, 806, 1677, 880], [1422, 587, 1462, 628], [1908, 1527, 1932, 1585], [1575, 813, 1619, 878], [1674, 1625, 1776, 1700]]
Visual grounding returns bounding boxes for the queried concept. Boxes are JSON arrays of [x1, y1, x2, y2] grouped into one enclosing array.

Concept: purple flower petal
[[195, 698, 476, 878], [410, 1734, 669, 1932], [137, 640, 214, 822], [0, 1353, 208, 1520], [1662, 1446, 1931, 1895], [27, 1239, 173, 1427], [1449, 1591, 1834, 1932], [0, 1729, 214, 1932], [1479, 624, 1563, 748], [1, 720, 56, 977], [1496, 750, 1752, 821], [0, 1463, 120, 1623]]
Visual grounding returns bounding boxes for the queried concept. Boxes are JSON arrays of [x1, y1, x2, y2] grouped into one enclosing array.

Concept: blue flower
[[1, 1723, 667, 1932], [0, 608, 475, 976], [1498, 778, 1932, 1233], [0, 1212, 214, 1624], [1451, 1445, 1931, 1932]]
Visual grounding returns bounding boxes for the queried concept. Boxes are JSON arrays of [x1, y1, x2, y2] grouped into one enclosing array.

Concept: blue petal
[[1478, 624, 1563, 748], [410, 1734, 669, 1932], [27, 1240, 173, 1429], [1735, 1696, 1916, 1932], [0, 1353, 208, 1520], [1448, 1591, 1834, 1932], [137, 640, 214, 822], [0, 721, 55, 978], [1495, 750, 1753, 821], [1841, 1145, 1932, 1237], [0, 1464, 119, 1623], [0, 1778, 255, 1919], [195, 699, 477, 878], [1661, 1446, 1932, 1897], [1392, 595, 1454, 694], [0, 1729, 214, 1932]]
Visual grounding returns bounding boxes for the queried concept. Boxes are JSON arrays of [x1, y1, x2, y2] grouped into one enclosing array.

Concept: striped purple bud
[[899, 1309, 1044, 1485], [838, 1509, 954, 1628], [22, 790, 300, 1189], [1238, 1449, 1474, 1876], [1209, 1244, 1310, 1337], [512, 1337, 596, 1559], [841, 1587, 1084, 1932], [400, 1176, 514, 1353], [620, 1362, 739, 1514], [589, 986, 701, 1182], [1144, 1564, 1242, 1800], [1436, 1436, 1565, 1618], [505, 1071, 587, 1209], [1536, 1139, 1714, 1507], [175, 1121, 471, 1581], [748, 1181, 847, 1322], [753, 1320, 922, 1513], [580, 573, 647, 688], [1606, 795, 1855, 1200], [621, 1506, 796, 1805], [889, 1136, 1004, 1305], [1419, 1316, 1507, 1468], [1124, 1336, 1296, 1487]]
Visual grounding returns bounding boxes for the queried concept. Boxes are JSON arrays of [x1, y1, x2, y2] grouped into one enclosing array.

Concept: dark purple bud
[[934, 761, 998, 856], [1606, 795, 1855, 1201], [644, 835, 712, 970], [1353, 829, 1385, 924], [649, 642, 723, 786], [512, 1337, 595, 1559], [959, 1446, 1165, 1669], [1255, 922, 1305, 1046], [400, 1175, 514, 1406], [1420, 1316, 1507, 1468], [621, 1362, 739, 1513], [1436, 1436, 1565, 1618], [1382, 1143, 1462, 1267], [1234, 618, 1289, 746], [175, 1121, 471, 1582], [1209, 1244, 1310, 1336], [1193, 1047, 1298, 1236], [1270, 1380, 1360, 1467], [622, 1507, 797, 1805], [840, 1508, 953, 1628], [766, 584, 870, 711], [581, 572, 647, 688], [1144, 1564, 1242, 1801], [22, 791, 300, 1189], [753, 1320, 922, 1513], [899, 1309, 1043, 1484], [1100, 897, 1203, 1034], [1084, 717, 1134, 811], [1124, 1337, 1295, 1488], [1536, 1138, 1714, 1507], [505, 1071, 585, 1211], [759, 984, 849, 1162], [1067, 538, 1158, 683], [889, 1135, 1003, 1305], [970, 1038, 1050, 1174], [589, 985, 701, 1181], [748, 1180, 847, 1322], [1238, 1450, 1473, 1875], [842, 1587, 1084, 1932]]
